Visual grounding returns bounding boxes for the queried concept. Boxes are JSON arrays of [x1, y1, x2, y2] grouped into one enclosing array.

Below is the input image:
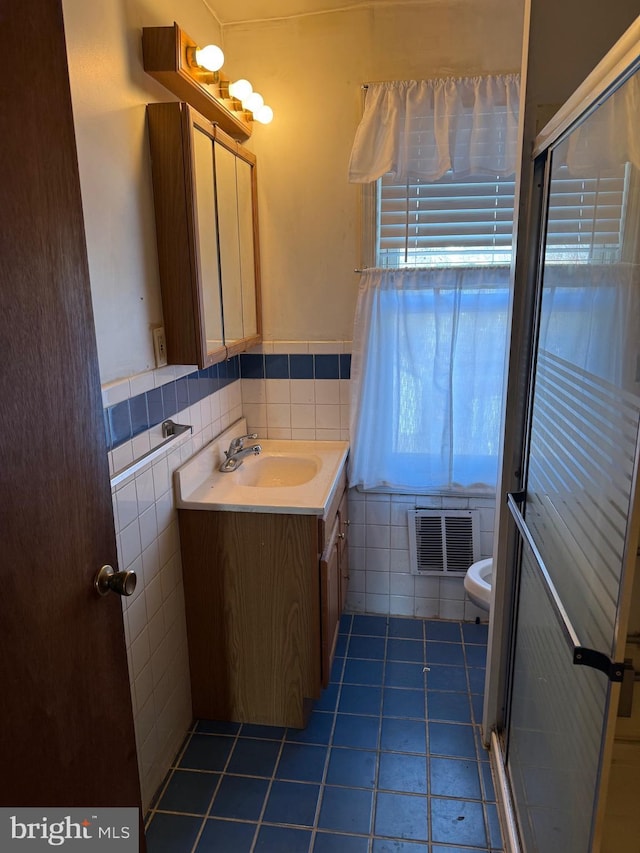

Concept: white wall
[[223, 1, 524, 342], [63, 0, 524, 382], [62, 0, 224, 384]]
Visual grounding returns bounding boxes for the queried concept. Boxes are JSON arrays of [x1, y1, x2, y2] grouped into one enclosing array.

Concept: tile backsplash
[[345, 490, 494, 622], [109, 368, 242, 811], [104, 339, 494, 810]]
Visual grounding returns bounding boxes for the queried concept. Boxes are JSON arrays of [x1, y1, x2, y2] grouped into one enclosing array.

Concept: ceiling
[[206, 0, 388, 26]]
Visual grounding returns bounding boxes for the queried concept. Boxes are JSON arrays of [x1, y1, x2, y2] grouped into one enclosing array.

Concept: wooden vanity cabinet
[[178, 470, 349, 729]]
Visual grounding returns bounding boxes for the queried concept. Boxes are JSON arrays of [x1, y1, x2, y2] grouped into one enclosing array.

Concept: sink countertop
[[175, 435, 349, 516]]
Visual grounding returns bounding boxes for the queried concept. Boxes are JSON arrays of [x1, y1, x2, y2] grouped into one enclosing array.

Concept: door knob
[[94, 564, 137, 597]]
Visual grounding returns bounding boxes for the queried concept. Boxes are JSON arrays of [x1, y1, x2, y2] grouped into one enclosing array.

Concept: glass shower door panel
[[508, 539, 608, 852], [507, 65, 640, 851], [525, 330, 640, 654], [525, 72, 640, 654]]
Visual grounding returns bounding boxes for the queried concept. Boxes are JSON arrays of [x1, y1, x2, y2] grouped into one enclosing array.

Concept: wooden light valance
[[142, 23, 252, 141]]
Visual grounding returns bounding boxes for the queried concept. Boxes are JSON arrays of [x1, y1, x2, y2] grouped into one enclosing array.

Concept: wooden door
[[0, 0, 142, 815]]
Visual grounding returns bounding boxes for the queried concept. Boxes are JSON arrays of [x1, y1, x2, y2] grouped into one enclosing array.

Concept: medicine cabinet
[[147, 101, 261, 367]]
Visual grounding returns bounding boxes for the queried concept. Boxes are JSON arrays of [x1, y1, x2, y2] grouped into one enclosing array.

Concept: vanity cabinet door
[[338, 489, 349, 611], [320, 516, 341, 689], [179, 508, 321, 729]]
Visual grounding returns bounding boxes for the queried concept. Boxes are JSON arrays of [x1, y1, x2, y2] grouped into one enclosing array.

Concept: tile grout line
[[144, 720, 198, 830], [187, 722, 244, 853], [462, 632, 494, 852], [246, 728, 287, 853], [145, 618, 498, 852], [367, 616, 390, 842], [308, 624, 349, 851]]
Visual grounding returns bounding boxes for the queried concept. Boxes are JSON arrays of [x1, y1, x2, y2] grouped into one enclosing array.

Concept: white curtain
[[348, 74, 520, 183], [349, 267, 510, 492], [538, 264, 640, 391]]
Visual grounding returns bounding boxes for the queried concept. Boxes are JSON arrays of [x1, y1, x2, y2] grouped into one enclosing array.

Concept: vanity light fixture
[[191, 43, 225, 72], [142, 23, 274, 139], [253, 104, 274, 124], [244, 91, 264, 112], [227, 80, 274, 124], [228, 78, 253, 101]]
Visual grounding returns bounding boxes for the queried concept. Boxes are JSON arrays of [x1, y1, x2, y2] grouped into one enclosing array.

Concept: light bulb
[[228, 79, 253, 102], [194, 44, 224, 72], [244, 92, 264, 113], [254, 105, 274, 124]]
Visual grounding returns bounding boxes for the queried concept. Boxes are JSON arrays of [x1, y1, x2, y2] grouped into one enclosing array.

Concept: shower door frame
[[485, 19, 640, 852]]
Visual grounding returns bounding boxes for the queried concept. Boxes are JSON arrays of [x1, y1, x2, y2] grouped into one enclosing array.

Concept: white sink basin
[[235, 454, 320, 488], [174, 421, 349, 515]]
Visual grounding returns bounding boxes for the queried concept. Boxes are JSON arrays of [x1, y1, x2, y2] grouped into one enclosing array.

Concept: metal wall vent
[[408, 509, 479, 576]]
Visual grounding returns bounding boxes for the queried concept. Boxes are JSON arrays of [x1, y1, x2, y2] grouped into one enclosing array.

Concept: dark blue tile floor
[[145, 615, 502, 852]]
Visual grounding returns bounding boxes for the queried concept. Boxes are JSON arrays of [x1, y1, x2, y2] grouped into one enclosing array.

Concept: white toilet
[[464, 558, 493, 611]]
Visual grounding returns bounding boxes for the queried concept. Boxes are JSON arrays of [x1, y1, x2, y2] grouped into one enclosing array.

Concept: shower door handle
[[507, 492, 625, 683]]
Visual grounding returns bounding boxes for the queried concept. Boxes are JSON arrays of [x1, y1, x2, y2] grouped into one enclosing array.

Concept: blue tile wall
[[103, 357, 240, 452], [108, 399, 133, 445], [264, 354, 289, 379], [314, 354, 340, 380], [104, 352, 351, 452], [240, 353, 265, 379], [239, 352, 350, 381], [289, 354, 314, 379]]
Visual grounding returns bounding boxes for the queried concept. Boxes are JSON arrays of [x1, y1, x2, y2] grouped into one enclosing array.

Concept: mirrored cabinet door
[[214, 139, 261, 353], [192, 126, 224, 354], [146, 101, 261, 368], [237, 156, 259, 342], [214, 141, 244, 347]]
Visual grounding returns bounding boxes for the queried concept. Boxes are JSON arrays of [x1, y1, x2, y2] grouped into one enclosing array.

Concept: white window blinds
[[376, 163, 629, 268], [544, 163, 629, 263], [377, 172, 516, 267]]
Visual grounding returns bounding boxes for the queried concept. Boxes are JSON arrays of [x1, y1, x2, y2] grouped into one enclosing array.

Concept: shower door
[[504, 53, 640, 851]]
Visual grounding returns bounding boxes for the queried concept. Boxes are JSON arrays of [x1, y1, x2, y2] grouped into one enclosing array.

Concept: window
[[376, 163, 629, 269], [377, 171, 516, 268], [348, 75, 637, 493], [348, 75, 519, 492]]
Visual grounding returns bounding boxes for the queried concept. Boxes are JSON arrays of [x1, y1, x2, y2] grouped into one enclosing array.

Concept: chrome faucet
[[219, 433, 261, 472]]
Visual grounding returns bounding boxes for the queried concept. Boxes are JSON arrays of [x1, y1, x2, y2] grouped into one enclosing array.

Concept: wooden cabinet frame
[[147, 101, 262, 368]]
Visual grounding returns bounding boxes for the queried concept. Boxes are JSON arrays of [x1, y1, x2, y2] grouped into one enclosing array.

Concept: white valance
[[348, 74, 520, 183]]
